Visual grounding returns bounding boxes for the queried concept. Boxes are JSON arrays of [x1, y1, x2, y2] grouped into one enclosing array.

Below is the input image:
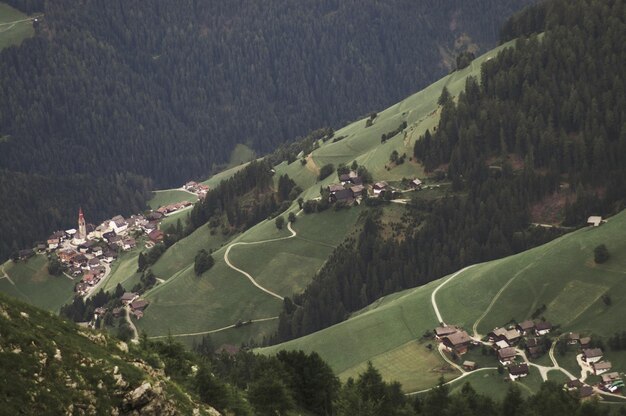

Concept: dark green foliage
[[275, 216, 285, 230], [47, 254, 63, 276], [248, 371, 295, 416], [288, 212, 296, 223], [319, 164, 335, 181], [594, 244, 609, 264], [456, 51, 476, 70], [0, 0, 532, 261], [194, 249, 215, 276], [277, 174, 297, 202]]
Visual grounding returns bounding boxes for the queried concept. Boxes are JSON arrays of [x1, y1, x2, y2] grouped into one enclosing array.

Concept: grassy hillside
[[148, 189, 198, 210], [132, 39, 518, 346], [260, 209, 626, 394], [0, 255, 74, 313], [0, 2, 35, 51], [0, 292, 217, 414]]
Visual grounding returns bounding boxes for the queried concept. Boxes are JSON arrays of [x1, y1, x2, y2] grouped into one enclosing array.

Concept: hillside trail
[[0, 266, 15, 285], [148, 316, 279, 339], [430, 265, 477, 325], [223, 209, 303, 301], [124, 305, 139, 344], [0, 15, 41, 27]]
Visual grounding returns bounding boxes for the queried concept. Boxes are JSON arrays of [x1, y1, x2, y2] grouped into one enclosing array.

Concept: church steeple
[[78, 207, 86, 239]]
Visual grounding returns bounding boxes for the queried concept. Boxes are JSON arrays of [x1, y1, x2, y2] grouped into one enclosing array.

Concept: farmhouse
[[579, 385, 594, 399], [497, 347, 517, 364], [47, 237, 60, 250], [495, 340, 509, 350], [508, 363, 529, 380], [410, 178, 423, 189], [592, 361, 612, 375], [330, 189, 354, 204], [350, 185, 365, 197], [121, 292, 138, 305], [92, 246, 103, 257], [373, 181, 389, 195], [87, 258, 100, 269], [489, 327, 521, 344], [463, 361, 476, 371], [146, 211, 165, 221], [339, 173, 351, 183], [565, 379, 583, 390], [18, 249, 35, 260], [516, 320, 535, 334], [587, 216, 603, 227], [130, 299, 149, 311], [442, 331, 472, 355], [122, 238, 136, 251], [580, 337, 591, 348], [525, 337, 542, 358], [328, 184, 344, 193], [103, 250, 117, 263], [582, 348, 603, 363], [568, 332, 580, 345], [148, 229, 165, 243], [535, 321, 552, 336], [434, 326, 458, 339]]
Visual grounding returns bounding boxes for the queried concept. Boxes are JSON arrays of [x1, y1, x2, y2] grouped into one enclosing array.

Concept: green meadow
[[0, 255, 74, 312], [0, 2, 35, 51], [148, 189, 197, 210]]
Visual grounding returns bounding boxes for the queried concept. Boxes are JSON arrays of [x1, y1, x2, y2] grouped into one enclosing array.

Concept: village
[[433, 319, 624, 400], [13, 180, 212, 326]]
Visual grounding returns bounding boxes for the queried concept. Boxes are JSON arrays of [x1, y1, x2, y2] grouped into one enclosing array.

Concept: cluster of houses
[[93, 292, 150, 323], [326, 171, 423, 204], [41, 209, 168, 296], [434, 319, 555, 381], [567, 332, 622, 394], [183, 181, 210, 198], [156, 200, 193, 215]]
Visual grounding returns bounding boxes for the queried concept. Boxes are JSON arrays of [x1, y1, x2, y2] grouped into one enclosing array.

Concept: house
[[330, 189, 354, 204], [525, 337, 542, 359], [91, 266, 105, 276], [82, 273, 95, 285], [497, 347, 517, 364], [59, 249, 77, 263], [592, 361, 612, 375], [47, 237, 60, 250], [339, 173, 351, 183], [35, 243, 46, 252], [508, 363, 529, 380], [601, 372, 621, 385], [535, 321, 552, 336], [568, 332, 580, 345], [373, 181, 388, 195], [122, 238, 136, 251], [580, 337, 592, 348], [52, 230, 67, 241], [65, 228, 77, 238], [143, 221, 159, 234], [434, 326, 458, 339], [517, 320, 535, 334], [463, 361, 476, 371], [442, 331, 472, 355], [108, 235, 123, 247], [489, 327, 521, 344], [102, 231, 117, 242], [146, 211, 165, 221], [582, 348, 603, 363], [110, 215, 128, 234], [495, 340, 509, 350], [18, 249, 35, 260], [130, 299, 149, 311], [148, 229, 165, 243], [350, 184, 365, 197], [72, 253, 88, 266], [184, 181, 198, 191], [112, 307, 123, 318], [94, 307, 107, 317], [410, 178, 423, 189], [121, 292, 138, 305], [587, 216, 603, 227], [92, 246, 103, 257], [565, 379, 583, 391], [103, 250, 117, 263], [328, 184, 344, 193], [131, 310, 144, 319], [88, 258, 100, 269]]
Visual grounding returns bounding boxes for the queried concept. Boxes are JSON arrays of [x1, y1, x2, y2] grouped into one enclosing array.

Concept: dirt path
[[148, 316, 279, 339], [305, 154, 320, 176], [0, 266, 14, 285], [430, 265, 476, 324], [224, 210, 303, 301], [124, 305, 139, 344], [0, 15, 41, 27]]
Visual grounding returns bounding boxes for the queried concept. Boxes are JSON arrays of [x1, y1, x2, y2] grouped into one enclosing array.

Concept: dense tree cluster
[[0, 0, 533, 261]]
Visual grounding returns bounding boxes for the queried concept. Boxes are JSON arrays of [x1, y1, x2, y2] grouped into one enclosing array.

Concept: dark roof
[[568, 332, 580, 340], [592, 361, 612, 370], [583, 348, 603, 359], [350, 176, 363, 185], [518, 320, 535, 330], [535, 321, 552, 331], [130, 299, 149, 310], [339, 173, 351, 181], [498, 347, 517, 360], [146, 211, 165, 221], [580, 337, 591, 345], [335, 189, 354, 201], [526, 337, 539, 347], [509, 363, 529, 376], [121, 292, 137, 302], [444, 331, 471, 347], [215, 344, 240, 356], [434, 326, 457, 337]]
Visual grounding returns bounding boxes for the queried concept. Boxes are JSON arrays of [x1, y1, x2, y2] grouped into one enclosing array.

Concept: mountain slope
[[259, 209, 626, 395], [0, 292, 219, 415], [0, 0, 535, 261]]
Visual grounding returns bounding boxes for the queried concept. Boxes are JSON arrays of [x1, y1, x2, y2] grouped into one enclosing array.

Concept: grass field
[[228, 143, 256, 166], [0, 255, 74, 312], [0, 2, 35, 51], [101, 246, 143, 293], [261, 208, 626, 393], [148, 189, 198, 210]]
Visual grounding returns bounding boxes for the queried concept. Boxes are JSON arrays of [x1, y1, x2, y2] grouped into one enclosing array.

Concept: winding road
[[148, 316, 279, 339], [124, 305, 139, 343], [223, 210, 303, 301]]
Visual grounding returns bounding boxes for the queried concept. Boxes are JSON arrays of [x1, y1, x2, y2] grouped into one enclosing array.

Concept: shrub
[[594, 244, 609, 263]]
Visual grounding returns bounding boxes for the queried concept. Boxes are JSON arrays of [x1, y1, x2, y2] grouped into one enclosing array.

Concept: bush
[[288, 212, 296, 223], [594, 244, 610, 263], [275, 216, 285, 230], [318, 164, 334, 180], [194, 249, 215, 276]]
